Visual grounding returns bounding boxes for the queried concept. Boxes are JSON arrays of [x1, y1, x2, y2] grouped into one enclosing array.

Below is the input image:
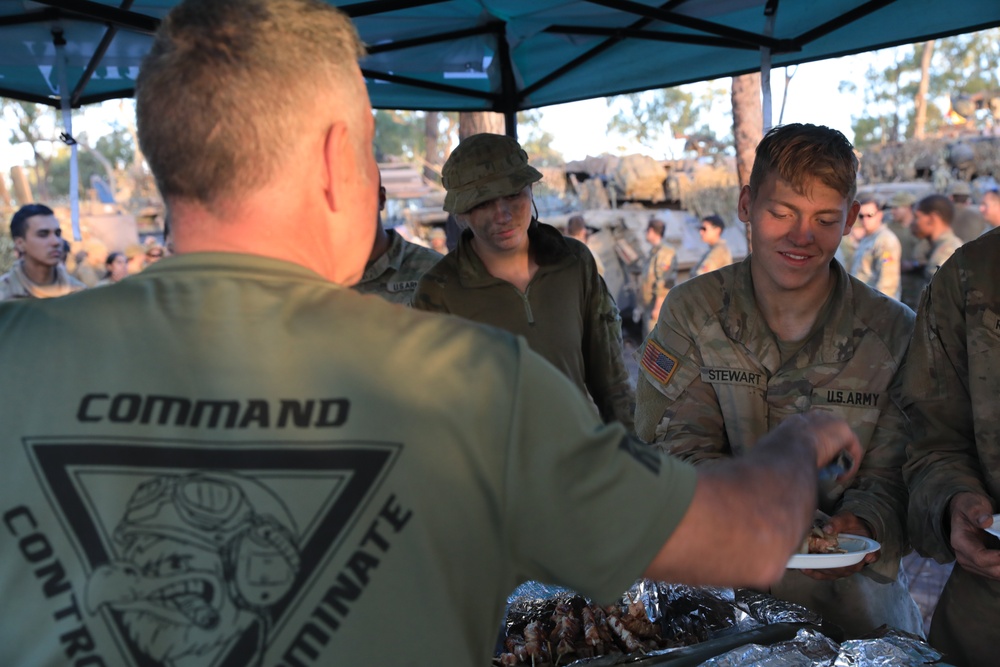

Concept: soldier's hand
[[776, 411, 862, 479], [949, 491, 1000, 581], [800, 511, 878, 581]]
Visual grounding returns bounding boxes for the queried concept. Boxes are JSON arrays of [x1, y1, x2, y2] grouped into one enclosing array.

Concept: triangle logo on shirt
[[23, 437, 400, 667]]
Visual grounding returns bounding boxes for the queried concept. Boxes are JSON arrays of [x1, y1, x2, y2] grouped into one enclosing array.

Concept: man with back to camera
[[633, 123, 923, 638], [0, 203, 86, 300], [911, 194, 963, 283], [353, 171, 441, 305], [0, 2, 862, 665], [413, 133, 636, 431], [901, 227, 1000, 667], [887, 191, 929, 310], [850, 195, 902, 300], [689, 214, 733, 278], [947, 180, 986, 242]]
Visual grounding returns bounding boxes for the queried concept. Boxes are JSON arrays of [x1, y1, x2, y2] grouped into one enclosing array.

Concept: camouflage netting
[[859, 134, 1000, 185], [0, 232, 15, 274], [673, 163, 740, 223]]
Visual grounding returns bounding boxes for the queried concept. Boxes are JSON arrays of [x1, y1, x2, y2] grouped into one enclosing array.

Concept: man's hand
[[800, 511, 878, 581], [766, 411, 863, 479], [949, 491, 1000, 581]]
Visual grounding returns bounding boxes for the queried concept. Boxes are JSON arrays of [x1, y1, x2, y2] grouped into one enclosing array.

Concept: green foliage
[[517, 110, 563, 167], [847, 28, 1000, 147], [606, 84, 728, 157], [374, 110, 426, 161]]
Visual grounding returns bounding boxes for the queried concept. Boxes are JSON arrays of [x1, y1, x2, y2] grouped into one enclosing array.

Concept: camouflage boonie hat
[[947, 180, 971, 197], [889, 191, 916, 208], [442, 133, 543, 214]]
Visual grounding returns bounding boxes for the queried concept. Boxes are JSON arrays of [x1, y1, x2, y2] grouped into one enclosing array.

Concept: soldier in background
[[911, 194, 963, 284], [888, 192, 929, 310], [978, 189, 1000, 234], [689, 214, 733, 278], [639, 217, 676, 335], [414, 133, 635, 431], [0, 204, 86, 301], [948, 181, 986, 242], [564, 214, 605, 275], [850, 196, 902, 300], [901, 230, 1000, 667], [354, 171, 441, 305], [634, 123, 922, 638]]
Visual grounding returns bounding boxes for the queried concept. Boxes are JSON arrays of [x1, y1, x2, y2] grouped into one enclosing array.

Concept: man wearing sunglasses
[[850, 196, 902, 300]]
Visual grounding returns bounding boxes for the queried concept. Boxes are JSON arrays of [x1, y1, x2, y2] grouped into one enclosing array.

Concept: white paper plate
[[984, 514, 1000, 539], [787, 534, 880, 569]]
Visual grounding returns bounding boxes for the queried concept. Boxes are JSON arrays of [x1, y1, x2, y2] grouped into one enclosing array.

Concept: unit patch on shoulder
[[641, 339, 679, 385]]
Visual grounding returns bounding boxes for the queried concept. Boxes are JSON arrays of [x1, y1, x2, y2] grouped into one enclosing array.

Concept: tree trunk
[[913, 40, 935, 141], [458, 111, 505, 141], [424, 111, 440, 183], [731, 73, 763, 252]]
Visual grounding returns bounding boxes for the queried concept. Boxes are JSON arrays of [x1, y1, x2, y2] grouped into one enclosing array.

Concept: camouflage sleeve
[[901, 257, 986, 563], [633, 314, 729, 463], [411, 274, 451, 314], [582, 261, 636, 432], [873, 233, 901, 300], [700, 244, 729, 275], [837, 372, 911, 581], [653, 247, 677, 300]]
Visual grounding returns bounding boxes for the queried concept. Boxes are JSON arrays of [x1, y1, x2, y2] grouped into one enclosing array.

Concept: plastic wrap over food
[[697, 628, 840, 666], [833, 628, 942, 666], [735, 589, 823, 626]]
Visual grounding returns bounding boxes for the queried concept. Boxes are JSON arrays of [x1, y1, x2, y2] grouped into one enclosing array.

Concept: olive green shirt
[[413, 222, 635, 431], [0, 252, 695, 667]]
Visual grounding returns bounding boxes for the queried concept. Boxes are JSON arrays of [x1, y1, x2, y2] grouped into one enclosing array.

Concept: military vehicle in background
[[378, 160, 447, 246]]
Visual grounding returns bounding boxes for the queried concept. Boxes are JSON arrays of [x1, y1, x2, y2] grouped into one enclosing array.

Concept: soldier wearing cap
[[413, 133, 635, 430], [948, 180, 987, 242]]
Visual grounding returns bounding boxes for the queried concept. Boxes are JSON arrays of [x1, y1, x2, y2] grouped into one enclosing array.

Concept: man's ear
[[737, 185, 753, 223], [322, 120, 351, 213], [843, 200, 861, 237]]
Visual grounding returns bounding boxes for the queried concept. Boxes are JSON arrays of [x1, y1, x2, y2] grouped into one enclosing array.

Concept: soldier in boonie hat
[[442, 133, 543, 214]]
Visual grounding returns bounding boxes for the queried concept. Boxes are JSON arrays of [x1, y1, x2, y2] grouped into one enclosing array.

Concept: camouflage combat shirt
[[640, 241, 677, 307], [851, 225, 902, 300], [353, 229, 442, 306], [635, 257, 914, 581], [413, 222, 635, 431], [689, 239, 733, 279], [901, 227, 1000, 562]]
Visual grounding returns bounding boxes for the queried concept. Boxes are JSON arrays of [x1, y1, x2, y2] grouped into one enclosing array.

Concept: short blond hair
[[136, 0, 365, 207], [749, 124, 858, 203]]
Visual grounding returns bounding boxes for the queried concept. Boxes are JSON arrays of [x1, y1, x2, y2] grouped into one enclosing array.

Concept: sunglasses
[[857, 213, 879, 219]]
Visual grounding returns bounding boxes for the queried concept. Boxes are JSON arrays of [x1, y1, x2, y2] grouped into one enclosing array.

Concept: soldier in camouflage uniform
[[912, 194, 963, 283], [850, 196, 902, 300], [889, 191, 930, 310], [639, 217, 677, 335], [414, 133, 635, 430], [901, 228, 1000, 667], [634, 124, 922, 638], [353, 174, 441, 305], [689, 214, 733, 278]]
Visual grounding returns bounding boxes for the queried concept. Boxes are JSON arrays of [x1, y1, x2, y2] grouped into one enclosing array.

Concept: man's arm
[[874, 234, 902, 300], [644, 412, 862, 588], [581, 262, 636, 431], [902, 254, 988, 563]]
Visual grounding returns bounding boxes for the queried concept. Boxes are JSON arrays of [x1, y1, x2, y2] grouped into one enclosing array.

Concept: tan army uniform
[[640, 241, 677, 334], [0, 252, 696, 667], [635, 258, 922, 637], [414, 222, 635, 430], [851, 225, 902, 300], [353, 229, 441, 306], [901, 228, 1000, 667], [0, 260, 86, 301], [689, 239, 732, 279], [924, 230, 962, 282]]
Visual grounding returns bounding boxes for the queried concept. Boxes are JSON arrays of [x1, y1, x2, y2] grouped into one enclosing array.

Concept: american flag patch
[[641, 339, 679, 385]]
